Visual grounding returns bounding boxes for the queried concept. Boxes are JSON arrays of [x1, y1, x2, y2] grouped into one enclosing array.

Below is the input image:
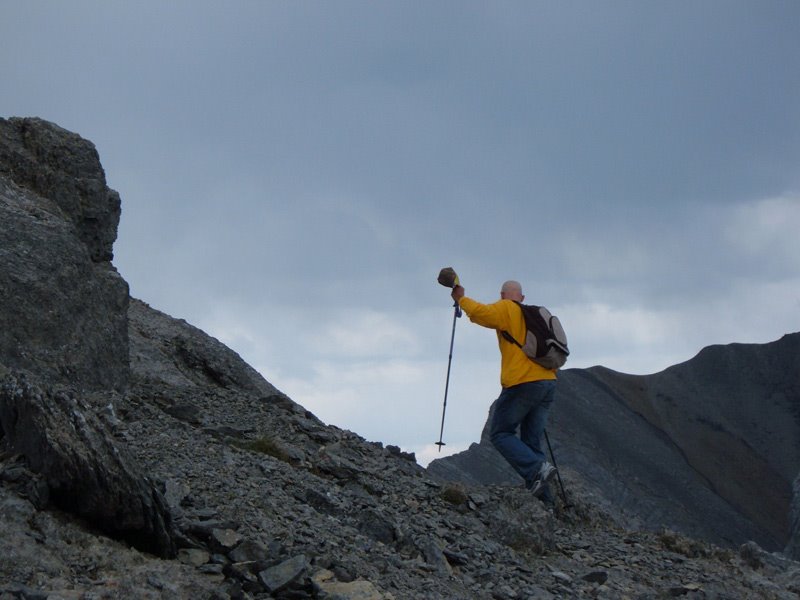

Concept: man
[[451, 280, 558, 502]]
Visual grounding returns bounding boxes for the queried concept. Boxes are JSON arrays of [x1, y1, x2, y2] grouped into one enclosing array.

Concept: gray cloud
[[3, 1, 799, 460]]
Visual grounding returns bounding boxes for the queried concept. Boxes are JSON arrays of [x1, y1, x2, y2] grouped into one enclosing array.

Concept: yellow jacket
[[458, 296, 557, 388]]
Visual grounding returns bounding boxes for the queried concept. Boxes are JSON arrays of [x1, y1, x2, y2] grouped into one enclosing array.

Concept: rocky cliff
[[2, 117, 800, 599]]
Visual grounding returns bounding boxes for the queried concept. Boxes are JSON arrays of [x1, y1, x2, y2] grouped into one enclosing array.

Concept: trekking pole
[[435, 301, 461, 451], [544, 429, 572, 508]]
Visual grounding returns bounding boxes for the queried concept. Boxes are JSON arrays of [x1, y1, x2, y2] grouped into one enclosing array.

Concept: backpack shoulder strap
[[501, 330, 522, 347], [500, 300, 525, 347]]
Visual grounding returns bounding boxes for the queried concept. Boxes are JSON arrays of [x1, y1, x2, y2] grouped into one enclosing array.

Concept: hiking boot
[[530, 461, 557, 498]]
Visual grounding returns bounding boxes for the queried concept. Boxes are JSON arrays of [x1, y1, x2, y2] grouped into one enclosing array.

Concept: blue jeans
[[490, 380, 556, 496]]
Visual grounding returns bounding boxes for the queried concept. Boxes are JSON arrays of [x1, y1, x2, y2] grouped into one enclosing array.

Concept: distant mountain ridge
[[428, 333, 800, 551]]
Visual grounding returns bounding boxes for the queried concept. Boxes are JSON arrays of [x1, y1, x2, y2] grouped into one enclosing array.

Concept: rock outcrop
[[0, 372, 177, 557], [0, 117, 121, 262], [0, 117, 129, 391], [128, 297, 278, 397]]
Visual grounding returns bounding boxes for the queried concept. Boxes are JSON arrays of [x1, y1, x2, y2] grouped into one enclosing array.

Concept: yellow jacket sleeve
[[458, 296, 557, 388]]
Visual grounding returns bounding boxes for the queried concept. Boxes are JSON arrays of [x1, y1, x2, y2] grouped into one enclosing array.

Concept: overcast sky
[[3, 1, 799, 465]]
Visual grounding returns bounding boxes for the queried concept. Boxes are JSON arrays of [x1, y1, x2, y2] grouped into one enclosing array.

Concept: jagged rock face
[[0, 117, 129, 391], [0, 117, 120, 262], [429, 333, 800, 552], [0, 372, 177, 557]]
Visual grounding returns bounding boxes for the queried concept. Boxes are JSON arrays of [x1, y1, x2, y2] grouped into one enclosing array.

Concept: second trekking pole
[[544, 429, 572, 508], [435, 300, 461, 451]]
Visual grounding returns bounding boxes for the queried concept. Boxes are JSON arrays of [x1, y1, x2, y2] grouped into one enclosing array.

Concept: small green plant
[[441, 484, 469, 506], [658, 529, 710, 558], [233, 435, 291, 463]]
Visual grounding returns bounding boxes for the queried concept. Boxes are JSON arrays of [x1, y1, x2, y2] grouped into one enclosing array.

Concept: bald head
[[500, 280, 524, 302]]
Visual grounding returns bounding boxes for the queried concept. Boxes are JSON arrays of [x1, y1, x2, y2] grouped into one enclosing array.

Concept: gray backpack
[[501, 302, 569, 369]]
